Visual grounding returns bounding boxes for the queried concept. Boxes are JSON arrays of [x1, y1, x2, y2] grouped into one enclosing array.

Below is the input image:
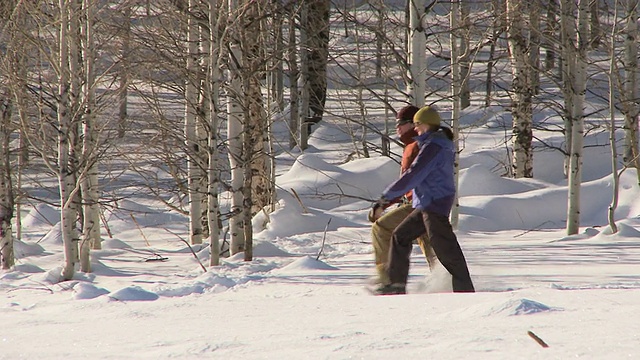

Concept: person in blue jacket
[[370, 105, 475, 295]]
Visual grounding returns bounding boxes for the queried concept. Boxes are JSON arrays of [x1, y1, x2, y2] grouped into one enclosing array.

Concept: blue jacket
[[381, 129, 456, 216]]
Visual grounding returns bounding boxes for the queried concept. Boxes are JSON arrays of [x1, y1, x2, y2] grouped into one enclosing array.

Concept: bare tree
[[408, 0, 426, 107], [0, 89, 13, 270], [450, 0, 462, 227], [80, 0, 101, 272], [58, 0, 79, 280], [507, 0, 534, 178], [561, 0, 589, 235], [303, 0, 330, 120], [227, 0, 246, 255], [622, 0, 639, 173], [185, 0, 204, 245], [0, 0, 18, 270]]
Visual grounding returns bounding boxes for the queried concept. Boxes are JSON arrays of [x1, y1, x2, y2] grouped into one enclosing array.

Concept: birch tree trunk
[[529, 0, 541, 94], [450, 0, 461, 227], [560, 0, 575, 178], [80, 0, 101, 273], [0, 90, 14, 270], [299, 4, 310, 150], [59, 0, 78, 280], [607, 10, 619, 234], [305, 0, 330, 120], [227, 1, 245, 255], [408, 0, 426, 107], [622, 0, 639, 173], [68, 0, 82, 266], [0, 1, 16, 270], [244, 1, 270, 217], [208, 0, 222, 266], [288, 11, 300, 151], [186, 0, 203, 245], [564, 0, 589, 235], [118, 2, 131, 138], [485, 0, 503, 106], [544, 0, 558, 71], [507, 0, 534, 178], [459, 2, 471, 109], [270, 0, 285, 112]]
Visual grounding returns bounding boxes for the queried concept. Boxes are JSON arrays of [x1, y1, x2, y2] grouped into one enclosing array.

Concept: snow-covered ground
[[3, 104, 640, 359]]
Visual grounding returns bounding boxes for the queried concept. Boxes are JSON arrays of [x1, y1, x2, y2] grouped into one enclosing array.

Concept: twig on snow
[[527, 331, 549, 348]]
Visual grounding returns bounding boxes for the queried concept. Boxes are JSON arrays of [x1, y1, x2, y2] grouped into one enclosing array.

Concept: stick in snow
[[316, 218, 332, 260], [527, 331, 549, 348]]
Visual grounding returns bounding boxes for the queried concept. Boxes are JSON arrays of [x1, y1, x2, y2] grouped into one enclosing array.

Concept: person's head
[[395, 105, 420, 137], [412, 105, 441, 135]]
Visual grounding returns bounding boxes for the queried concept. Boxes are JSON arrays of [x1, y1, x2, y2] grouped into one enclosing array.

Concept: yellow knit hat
[[413, 106, 441, 126]]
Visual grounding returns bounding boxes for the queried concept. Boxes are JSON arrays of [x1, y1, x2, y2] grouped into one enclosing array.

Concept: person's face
[[395, 122, 414, 137], [413, 122, 429, 135]]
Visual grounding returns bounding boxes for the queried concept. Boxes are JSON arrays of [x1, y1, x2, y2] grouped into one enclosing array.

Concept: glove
[[367, 207, 382, 222], [367, 198, 389, 223]]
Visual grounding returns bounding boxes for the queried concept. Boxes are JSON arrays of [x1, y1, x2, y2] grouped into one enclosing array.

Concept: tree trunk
[[408, 0, 426, 107], [529, 0, 541, 94], [244, 1, 270, 216], [118, 2, 130, 138], [564, 0, 589, 235], [207, 0, 222, 266], [507, 0, 534, 178], [288, 12, 300, 150], [80, 0, 101, 274], [460, 2, 471, 109], [59, 0, 77, 280], [227, 8, 245, 255], [0, 90, 14, 270], [607, 19, 619, 234], [304, 0, 330, 120], [623, 0, 639, 173], [186, 0, 203, 245], [450, 0, 461, 228]]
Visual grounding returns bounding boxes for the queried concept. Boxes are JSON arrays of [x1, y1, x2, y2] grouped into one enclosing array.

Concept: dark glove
[[367, 198, 389, 223]]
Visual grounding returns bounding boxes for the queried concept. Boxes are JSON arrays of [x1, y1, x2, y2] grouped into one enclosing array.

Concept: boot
[[372, 283, 406, 295]]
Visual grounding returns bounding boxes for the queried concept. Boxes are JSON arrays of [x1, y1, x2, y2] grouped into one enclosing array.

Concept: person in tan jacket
[[368, 105, 437, 286]]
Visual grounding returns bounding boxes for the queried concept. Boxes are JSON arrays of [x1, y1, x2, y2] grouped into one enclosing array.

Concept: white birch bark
[[450, 0, 461, 228], [299, 3, 310, 150], [0, 91, 14, 270], [623, 0, 639, 171], [459, 2, 471, 109], [207, 0, 223, 266], [118, 2, 130, 138], [529, 1, 541, 94], [68, 0, 81, 265], [59, 0, 78, 280], [245, 1, 269, 216], [80, 0, 100, 273], [565, 0, 589, 235], [408, 0, 426, 107], [560, 0, 576, 178], [186, 0, 203, 245], [288, 13, 300, 150], [607, 9, 619, 234], [507, 0, 534, 178], [227, 0, 245, 255]]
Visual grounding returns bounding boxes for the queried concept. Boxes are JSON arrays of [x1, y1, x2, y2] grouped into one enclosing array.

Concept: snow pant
[[372, 203, 436, 285], [387, 208, 475, 292]]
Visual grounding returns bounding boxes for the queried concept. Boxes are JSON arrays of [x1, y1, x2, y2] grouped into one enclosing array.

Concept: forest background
[[0, 0, 638, 283]]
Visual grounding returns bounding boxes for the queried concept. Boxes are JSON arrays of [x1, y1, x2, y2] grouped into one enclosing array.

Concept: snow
[[4, 107, 640, 358]]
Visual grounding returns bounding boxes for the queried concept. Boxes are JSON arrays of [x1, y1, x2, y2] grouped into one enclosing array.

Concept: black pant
[[387, 209, 475, 292]]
